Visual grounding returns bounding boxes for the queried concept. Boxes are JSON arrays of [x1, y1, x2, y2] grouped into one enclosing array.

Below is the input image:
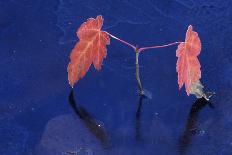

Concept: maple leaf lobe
[[68, 15, 110, 87]]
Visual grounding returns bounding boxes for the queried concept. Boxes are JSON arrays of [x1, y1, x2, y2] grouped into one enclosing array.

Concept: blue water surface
[[1, 0, 232, 155]]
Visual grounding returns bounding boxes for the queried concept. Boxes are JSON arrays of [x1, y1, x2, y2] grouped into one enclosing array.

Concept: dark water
[[1, 0, 232, 154]]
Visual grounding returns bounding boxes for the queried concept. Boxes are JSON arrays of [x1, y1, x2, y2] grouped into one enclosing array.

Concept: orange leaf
[[176, 25, 202, 96], [67, 15, 110, 87]]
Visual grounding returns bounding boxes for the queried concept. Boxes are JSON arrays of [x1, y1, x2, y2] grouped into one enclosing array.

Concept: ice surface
[[1, 0, 232, 154]]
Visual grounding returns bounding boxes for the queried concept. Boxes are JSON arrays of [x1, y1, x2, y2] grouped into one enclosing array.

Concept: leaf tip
[[68, 78, 75, 88], [96, 15, 103, 20], [188, 25, 193, 30]]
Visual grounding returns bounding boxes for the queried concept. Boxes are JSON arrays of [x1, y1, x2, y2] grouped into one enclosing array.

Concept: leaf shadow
[[178, 97, 214, 155], [135, 95, 146, 141], [68, 90, 111, 148]]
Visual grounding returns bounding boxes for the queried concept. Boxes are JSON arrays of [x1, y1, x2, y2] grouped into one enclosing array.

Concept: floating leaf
[[67, 15, 110, 87], [176, 25, 204, 97]]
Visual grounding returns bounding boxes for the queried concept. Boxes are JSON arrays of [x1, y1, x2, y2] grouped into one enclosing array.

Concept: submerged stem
[[135, 48, 144, 96]]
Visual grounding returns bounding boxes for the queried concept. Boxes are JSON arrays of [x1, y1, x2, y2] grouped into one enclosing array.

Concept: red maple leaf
[[67, 15, 110, 87], [176, 25, 202, 96]]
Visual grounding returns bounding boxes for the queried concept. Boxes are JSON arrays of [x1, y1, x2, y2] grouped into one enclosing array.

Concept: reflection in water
[[68, 90, 110, 148], [135, 96, 146, 141], [178, 98, 214, 155]]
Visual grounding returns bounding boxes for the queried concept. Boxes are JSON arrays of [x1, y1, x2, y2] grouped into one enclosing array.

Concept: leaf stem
[[138, 41, 183, 52], [135, 48, 145, 96], [106, 32, 184, 97], [106, 32, 137, 50]]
